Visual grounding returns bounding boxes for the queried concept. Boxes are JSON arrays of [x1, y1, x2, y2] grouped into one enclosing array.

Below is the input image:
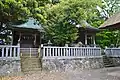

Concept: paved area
[[67, 68, 120, 80], [2, 67, 120, 80]]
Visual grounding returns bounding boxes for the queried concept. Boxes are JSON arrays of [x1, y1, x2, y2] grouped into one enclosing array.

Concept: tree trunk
[[0, 22, 3, 32]]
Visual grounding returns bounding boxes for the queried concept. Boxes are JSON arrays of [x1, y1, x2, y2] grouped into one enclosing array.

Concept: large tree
[[0, 0, 52, 29], [0, 0, 51, 44], [44, 0, 102, 46]]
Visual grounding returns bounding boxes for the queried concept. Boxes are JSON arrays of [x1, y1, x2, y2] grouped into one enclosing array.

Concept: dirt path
[[2, 67, 120, 80]]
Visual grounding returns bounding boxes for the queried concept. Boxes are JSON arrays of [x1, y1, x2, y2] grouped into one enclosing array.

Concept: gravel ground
[[1, 67, 120, 80]]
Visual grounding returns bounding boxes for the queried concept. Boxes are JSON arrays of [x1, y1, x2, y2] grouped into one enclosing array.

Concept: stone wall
[[0, 60, 21, 76], [111, 57, 120, 66], [42, 58, 104, 71]]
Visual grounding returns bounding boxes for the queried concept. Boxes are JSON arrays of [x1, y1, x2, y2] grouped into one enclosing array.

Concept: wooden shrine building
[[76, 20, 99, 46], [99, 12, 120, 29], [9, 18, 44, 48]]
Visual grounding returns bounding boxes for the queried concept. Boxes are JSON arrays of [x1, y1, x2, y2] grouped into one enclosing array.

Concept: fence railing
[[43, 46, 102, 59], [105, 48, 120, 57], [0, 45, 20, 60], [20, 48, 38, 57]]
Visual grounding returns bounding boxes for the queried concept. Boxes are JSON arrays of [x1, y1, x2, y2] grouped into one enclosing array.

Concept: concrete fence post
[[40, 44, 43, 58]]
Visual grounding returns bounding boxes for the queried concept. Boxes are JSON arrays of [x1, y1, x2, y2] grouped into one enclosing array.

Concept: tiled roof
[[77, 20, 99, 32], [11, 18, 44, 32]]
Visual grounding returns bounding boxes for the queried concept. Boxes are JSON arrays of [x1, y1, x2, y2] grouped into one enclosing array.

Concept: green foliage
[[0, 0, 51, 26], [102, 0, 120, 16], [0, 0, 51, 44], [96, 30, 120, 48], [94, 0, 120, 48], [45, 0, 102, 46]]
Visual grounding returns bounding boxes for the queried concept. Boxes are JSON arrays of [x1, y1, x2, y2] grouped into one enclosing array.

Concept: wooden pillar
[[93, 34, 96, 47], [90, 36, 92, 44], [34, 34, 36, 47], [85, 34, 87, 45], [11, 31, 13, 45], [40, 33, 42, 45], [18, 33, 21, 43]]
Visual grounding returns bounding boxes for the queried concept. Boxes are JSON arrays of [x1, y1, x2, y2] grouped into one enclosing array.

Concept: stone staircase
[[21, 57, 42, 73], [103, 55, 115, 67]]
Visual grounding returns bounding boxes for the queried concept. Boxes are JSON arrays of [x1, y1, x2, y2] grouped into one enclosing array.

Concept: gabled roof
[[99, 12, 120, 29], [10, 18, 44, 32], [76, 20, 99, 32]]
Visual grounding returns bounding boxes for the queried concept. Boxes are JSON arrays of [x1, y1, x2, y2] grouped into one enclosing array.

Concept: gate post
[[17, 43, 21, 58], [38, 47, 41, 58], [38, 44, 43, 58], [30, 48, 31, 58]]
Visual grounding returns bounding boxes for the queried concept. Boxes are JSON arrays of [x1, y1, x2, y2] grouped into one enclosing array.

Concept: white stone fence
[[105, 48, 120, 57], [0, 45, 102, 60], [0, 44, 20, 60], [42, 46, 102, 59]]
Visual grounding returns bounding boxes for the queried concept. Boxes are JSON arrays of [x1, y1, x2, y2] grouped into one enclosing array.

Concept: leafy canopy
[[0, 0, 51, 26], [0, 0, 51, 44], [45, 0, 102, 46]]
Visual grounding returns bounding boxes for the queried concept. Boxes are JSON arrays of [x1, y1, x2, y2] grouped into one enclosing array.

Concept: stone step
[[21, 61, 41, 64], [23, 71, 41, 74], [21, 57, 40, 60], [21, 64, 41, 67], [103, 57, 114, 67], [21, 58, 41, 64], [22, 68, 42, 72], [21, 56, 42, 73], [22, 64, 41, 68], [22, 61, 41, 64], [22, 66, 41, 69], [22, 62, 41, 65], [103, 61, 113, 63], [104, 64, 115, 67], [22, 63, 40, 66]]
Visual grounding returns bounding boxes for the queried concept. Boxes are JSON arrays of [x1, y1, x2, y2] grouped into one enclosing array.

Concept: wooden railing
[[43, 46, 102, 59], [0, 45, 20, 60], [105, 48, 120, 57]]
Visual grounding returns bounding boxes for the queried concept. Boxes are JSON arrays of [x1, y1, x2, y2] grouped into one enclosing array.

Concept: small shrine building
[[10, 18, 44, 48]]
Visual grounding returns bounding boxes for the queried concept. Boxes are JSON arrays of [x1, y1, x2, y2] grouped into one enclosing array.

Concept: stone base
[[42, 58, 104, 71], [0, 60, 21, 76], [111, 57, 120, 66]]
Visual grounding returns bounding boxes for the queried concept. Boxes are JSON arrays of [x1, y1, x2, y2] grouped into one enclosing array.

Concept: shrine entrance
[[20, 34, 34, 48], [12, 31, 41, 57], [12, 30, 41, 48]]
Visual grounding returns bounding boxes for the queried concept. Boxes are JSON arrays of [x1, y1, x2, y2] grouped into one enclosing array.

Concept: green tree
[[96, 30, 120, 48], [0, 0, 51, 44], [0, 0, 52, 29], [45, 0, 102, 46], [102, 0, 120, 18]]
